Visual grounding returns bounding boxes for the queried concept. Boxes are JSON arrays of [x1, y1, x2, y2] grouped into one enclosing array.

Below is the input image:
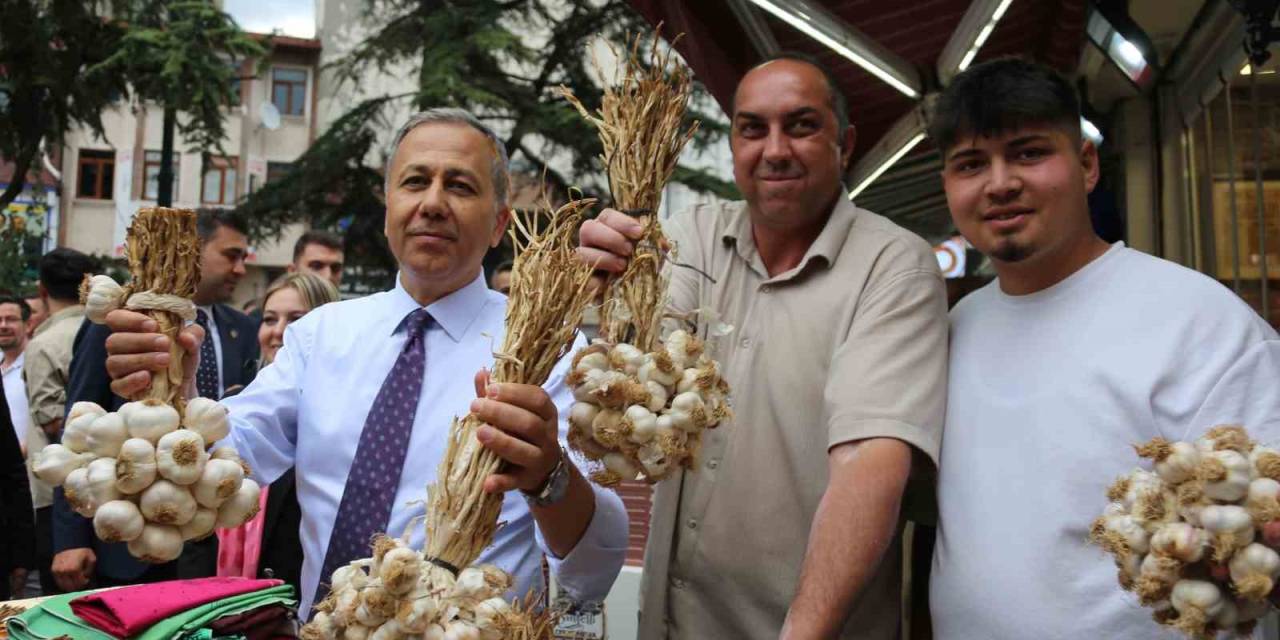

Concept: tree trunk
[[157, 105, 177, 207]]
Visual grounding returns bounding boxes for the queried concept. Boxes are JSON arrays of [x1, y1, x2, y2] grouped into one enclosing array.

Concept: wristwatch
[[523, 447, 571, 508]]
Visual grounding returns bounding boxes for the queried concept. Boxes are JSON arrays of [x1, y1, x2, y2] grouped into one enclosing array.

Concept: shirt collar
[[2, 352, 22, 375], [720, 192, 860, 281], [33, 305, 84, 338], [389, 271, 491, 342]]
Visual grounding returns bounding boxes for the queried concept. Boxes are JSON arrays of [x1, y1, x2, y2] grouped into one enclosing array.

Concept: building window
[[266, 162, 294, 184], [271, 68, 307, 116], [143, 151, 181, 201], [201, 156, 238, 205], [77, 150, 115, 200]]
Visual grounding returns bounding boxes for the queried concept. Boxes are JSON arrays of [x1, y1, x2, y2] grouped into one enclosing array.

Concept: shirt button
[[740, 337, 751, 349], [706, 458, 719, 470], [761, 285, 772, 293], [687, 518, 698, 530], [672, 578, 687, 590]]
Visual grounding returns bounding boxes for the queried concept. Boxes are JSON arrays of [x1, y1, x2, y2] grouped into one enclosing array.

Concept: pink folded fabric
[[216, 485, 271, 578], [70, 576, 282, 638]]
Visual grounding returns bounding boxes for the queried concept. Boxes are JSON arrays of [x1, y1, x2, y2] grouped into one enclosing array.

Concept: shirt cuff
[[535, 481, 629, 603], [32, 403, 64, 427]]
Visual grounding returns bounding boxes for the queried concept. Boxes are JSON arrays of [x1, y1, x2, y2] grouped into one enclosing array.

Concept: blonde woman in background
[[217, 272, 339, 595], [257, 273, 340, 365]]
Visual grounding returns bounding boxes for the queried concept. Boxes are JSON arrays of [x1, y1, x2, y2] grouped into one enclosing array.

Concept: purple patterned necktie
[[313, 308, 431, 605], [194, 309, 219, 399]]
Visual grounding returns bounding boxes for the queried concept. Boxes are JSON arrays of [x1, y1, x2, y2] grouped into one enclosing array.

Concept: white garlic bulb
[[30, 444, 95, 486], [179, 507, 218, 541], [1201, 450, 1251, 502], [62, 402, 107, 453], [215, 477, 261, 529], [191, 458, 244, 509], [183, 397, 230, 444], [140, 478, 198, 526], [83, 275, 126, 324], [1229, 543, 1280, 601], [83, 456, 122, 515], [85, 412, 128, 458], [156, 429, 208, 485], [122, 399, 180, 444], [93, 499, 145, 542], [127, 523, 184, 563], [115, 437, 158, 494]]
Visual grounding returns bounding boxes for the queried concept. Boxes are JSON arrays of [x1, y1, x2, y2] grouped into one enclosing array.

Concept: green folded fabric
[[5, 585, 295, 640]]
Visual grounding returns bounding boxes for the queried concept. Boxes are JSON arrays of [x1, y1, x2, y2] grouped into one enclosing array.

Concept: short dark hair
[[38, 248, 99, 303], [739, 51, 851, 139], [929, 57, 1081, 154], [195, 208, 250, 244], [292, 229, 343, 262], [0, 295, 31, 322]]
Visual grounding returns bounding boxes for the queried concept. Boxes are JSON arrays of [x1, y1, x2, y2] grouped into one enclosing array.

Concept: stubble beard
[[989, 235, 1033, 263]]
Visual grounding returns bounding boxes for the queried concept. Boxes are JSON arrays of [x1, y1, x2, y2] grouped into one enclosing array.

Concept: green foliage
[[0, 0, 130, 210], [89, 0, 266, 157], [239, 0, 731, 288]]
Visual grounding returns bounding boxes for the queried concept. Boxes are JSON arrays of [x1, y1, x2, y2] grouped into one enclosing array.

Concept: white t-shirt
[[2, 352, 28, 447], [931, 243, 1280, 639]]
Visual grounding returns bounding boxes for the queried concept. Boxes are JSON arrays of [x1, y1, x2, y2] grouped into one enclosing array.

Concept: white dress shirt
[[226, 273, 628, 617], [2, 352, 28, 447]]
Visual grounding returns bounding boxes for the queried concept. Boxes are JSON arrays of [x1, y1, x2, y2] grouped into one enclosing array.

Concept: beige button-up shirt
[[23, 304, 86, 508], [638, 197, 948, 639]]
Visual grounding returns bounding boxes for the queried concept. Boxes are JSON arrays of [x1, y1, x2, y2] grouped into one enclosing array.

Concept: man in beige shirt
[[23, 247, 98, 594], [580, 53, 948, 638]]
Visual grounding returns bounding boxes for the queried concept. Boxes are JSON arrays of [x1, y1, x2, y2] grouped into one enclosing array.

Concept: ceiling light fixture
[[746, 0, 921, 98]]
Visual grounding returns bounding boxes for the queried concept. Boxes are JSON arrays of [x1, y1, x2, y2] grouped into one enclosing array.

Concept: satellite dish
[[259, 101, 281, 131]]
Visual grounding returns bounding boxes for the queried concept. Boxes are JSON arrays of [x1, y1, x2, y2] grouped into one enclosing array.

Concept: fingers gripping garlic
[[183, 397, 231, 444], [128, 523, 184, 563], [93, 499, 145, 542], [86, 412, 128, 458], [1199, 450, 1251, 502], [123, 399, 180, 443], [1229, 543, 1280, 601], [115, 438, 158, 494], [192, 458, 245, 509], [215, 478, 261, 529], [30, 444, 95, 485], [156, 429, 208, 485]]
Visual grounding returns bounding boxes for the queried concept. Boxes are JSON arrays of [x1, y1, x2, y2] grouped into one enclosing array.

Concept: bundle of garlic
[[565, 331, 730, 486], [1091, 425, 1280, 639], [29, 208, 259, 561], [559, 31, 732, 486], [301, 534, 556, 640]]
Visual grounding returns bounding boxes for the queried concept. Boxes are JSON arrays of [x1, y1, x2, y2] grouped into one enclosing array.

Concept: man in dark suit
[[51, 208, 260, 592], [0, 376, 35, 599]]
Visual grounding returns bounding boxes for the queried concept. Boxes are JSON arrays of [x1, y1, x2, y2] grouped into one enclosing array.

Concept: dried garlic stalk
[[558, 29, 697, 352], [425, 197, 596, 571]]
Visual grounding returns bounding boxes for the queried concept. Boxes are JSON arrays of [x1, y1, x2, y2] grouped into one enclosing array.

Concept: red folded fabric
[[70, 576, 282, 638], [208, 603, 291, 640]]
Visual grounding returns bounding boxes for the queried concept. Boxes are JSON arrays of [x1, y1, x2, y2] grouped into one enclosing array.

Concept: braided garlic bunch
[[566, 329, 730, 486], [1092, 426, 1280, 638], [303, 535, 546, 640]]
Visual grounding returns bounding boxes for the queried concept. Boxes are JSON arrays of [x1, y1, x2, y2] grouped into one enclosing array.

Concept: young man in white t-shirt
[[928, 57, 1280, 638]]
